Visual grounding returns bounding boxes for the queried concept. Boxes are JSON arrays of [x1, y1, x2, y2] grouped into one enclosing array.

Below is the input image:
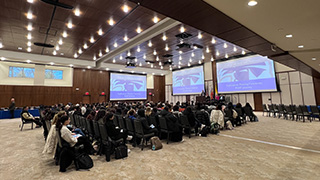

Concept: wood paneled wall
[[0, 69, 168, 107]]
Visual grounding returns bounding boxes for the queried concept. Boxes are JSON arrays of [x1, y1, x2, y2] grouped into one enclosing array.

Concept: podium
[[196, 96, 206, 103]]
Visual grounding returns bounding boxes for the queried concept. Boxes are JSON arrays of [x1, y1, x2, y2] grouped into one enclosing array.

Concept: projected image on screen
[[217, 55, 277, 93], [110, 73, 147, 100], [172, 66, 205, 95]]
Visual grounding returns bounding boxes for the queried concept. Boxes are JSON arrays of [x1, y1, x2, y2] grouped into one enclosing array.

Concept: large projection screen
[[216, 55, 277, 94], [172, 66, 205, 95], [110, 73, 147, 100]]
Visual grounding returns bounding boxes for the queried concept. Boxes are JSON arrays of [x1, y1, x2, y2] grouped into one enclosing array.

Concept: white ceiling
[[204, 0, 320, 72]]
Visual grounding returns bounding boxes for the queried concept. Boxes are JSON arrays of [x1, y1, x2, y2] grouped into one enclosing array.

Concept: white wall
[[147, 74, 154, 89], [0, 61, 73, 87]]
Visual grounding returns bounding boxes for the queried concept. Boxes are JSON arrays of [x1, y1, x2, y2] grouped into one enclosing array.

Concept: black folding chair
[[158, 116, 173, 144], [85, 119, 94, 141], [300, 105, 311, 122], [69, 114, 75, 126], [278, 104, 285, 119], [310, 106, 320, 121], [180, 115, 196, 138], [273, 104, 279, 118], [19, 115, 34, 131], [125, 117, 136, 146], [262, 104, 269, 117], [115, 115, 126, 130], [268, 104, 274, 117], [284, 105, 293, 120], [133, 120, 154, 150], [290, 105, 297, 119], [295, 106, 304, 122], [74, 115, 81, 128], [92, 120, 102, 155]]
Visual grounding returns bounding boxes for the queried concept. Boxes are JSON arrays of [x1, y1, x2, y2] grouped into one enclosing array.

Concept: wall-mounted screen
[[9, 66, 34, 78], [45, 69, 63, 80], [216, 55, 277, 93], [172, 66, 205, 95], [110, 73, 147, 100]]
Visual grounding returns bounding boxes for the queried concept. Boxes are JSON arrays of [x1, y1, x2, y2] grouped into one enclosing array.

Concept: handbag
[[74, 153, 94, 170], [115, 144, 128, 159]]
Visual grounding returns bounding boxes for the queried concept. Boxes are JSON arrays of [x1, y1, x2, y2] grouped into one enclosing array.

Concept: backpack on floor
[[199, 126, 209, 137], [115, 144, 128, 159], [210, 122, 220, 134], [150, 136, 163, 150], [74, 153, 93, 170]]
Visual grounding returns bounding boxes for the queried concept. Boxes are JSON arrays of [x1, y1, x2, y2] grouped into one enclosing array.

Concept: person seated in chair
[[21, 106, 42, 127], [160, 106, 183, 142], [182, 107, 201, 135], [136, 109, 158, 136], [104, 112, 128, 142], [57, 115, 94, 172]]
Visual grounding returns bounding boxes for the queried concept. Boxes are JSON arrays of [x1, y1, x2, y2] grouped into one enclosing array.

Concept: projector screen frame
[[109, 72, 147, 101], [216, 55, 279, 94], [172, 65, 205, 96]]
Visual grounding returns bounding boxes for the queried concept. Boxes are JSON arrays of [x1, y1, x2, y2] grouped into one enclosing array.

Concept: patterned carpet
[[1, 112, 320, 180]]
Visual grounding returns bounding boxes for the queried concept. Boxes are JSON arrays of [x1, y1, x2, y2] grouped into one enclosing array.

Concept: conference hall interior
[[0, 0, 320, 179]]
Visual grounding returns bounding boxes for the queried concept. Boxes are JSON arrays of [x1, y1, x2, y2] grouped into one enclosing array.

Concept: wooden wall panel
[[153, 75, 165, 103]]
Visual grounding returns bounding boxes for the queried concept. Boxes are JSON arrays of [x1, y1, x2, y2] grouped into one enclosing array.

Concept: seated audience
[[104, 112, 128, 142], [21, 106, 42, 127], [160, 106, 183, 142], [182, 107, 201, 135], [136, 109, 158, 136]]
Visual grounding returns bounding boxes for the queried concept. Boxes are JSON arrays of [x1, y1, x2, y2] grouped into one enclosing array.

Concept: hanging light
[[153, 49, 157, 55], [123, 34, 128, 41], [105, 46, 109, 53], [62, 31, 68, 38], [153, 16, 159, 23], [206, 46, 210, 53], [58, 38, 63, 45], [223, 43, 228, 48], [197, 31, 202, 39], [136, 26, 142, 33], [127, 51, 131, 56], [165, 44, 169, 51], [98, 28, 103, 36], [233, 46, 237, 52], [191, 52, 195, 57], [108, 17, 115, 26], [90, 36, 95, 43], [78, 48, 83, 54], [83, 43, 88, 49], [113, 42, 118, 48], [211, 37, 216, 44], [137, 46, 141, 52], [180, 25, 185, 33], [148, 40, 152, 47], [74, 53, 78, 58], [99, 50, 103, 57], [162, 33, 167, 41]]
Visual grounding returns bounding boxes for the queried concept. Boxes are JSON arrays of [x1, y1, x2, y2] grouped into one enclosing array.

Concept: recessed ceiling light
[[148, 40, 152, 47], [87, 66, 91, 69], [50, 62, 54, 65], [312, 57, 316, 61], [27, 23, 33, 31], [69, 64, 73, 67], [90, 36, 95, 43], [248, 0, 258, 6], [298, 45, 304, 48], [179, 50, 182, 54], [26, 60, 31, 63], [211, 37, 216, 44], [137, 46, 141, 52], [1, 57, 6, 61], [120, 69, 123, 72], [74, 53, 78, 58], [93, 55, 96, 60], [26, 11, 33, 19], [211, 56, 214, 61], [233, 46, 237, 52], [27, 41, 32, 46], [122, 4, 130, 13], [120, 55, 123, 60], [193, 46, 198, 50], [191, 52, 195, 57], [98, 28, 103, 36], [99, 51, 103, 57], [153, 16, 159, 23], [27, 0, 34, 3], [136, 26, 142, 33], [286, 34, 293, 38], [0, 42, 3, 48], [153, 49, 157, 55], [162, 33, 167, 41], [18, 47, 22, 50], [142, 72, 146, 74], [180, 25, 185, 33], [60, 53, 64, 55], [152, 73, 155, 75], [83, 43, 88, 49], [78, 48, 82, 54], [105, 46, 109, 53], [206, 46, 210, 53], [197, 31, 202, 39], [67, 20, 73, 29], [127, 51, 131, 56], [74, 7, 81, 16], [27, 47, 31, 52], [53, 50, 57, 55], [113, 58, 116, 63], [58, 38, 63, 45], [55, 45, 59, 51], [106, 68, 109, 71], [123, 34, 129, 41], [178, 65, 181, 69], [108, 17, 115, 26], [27, 33, 32, 40], [223, 43, 228, 48], [165, 44, 169, 51], [114, 42, 118, 48], [62, 31, 68, 38], [242, 50, 246, 55]]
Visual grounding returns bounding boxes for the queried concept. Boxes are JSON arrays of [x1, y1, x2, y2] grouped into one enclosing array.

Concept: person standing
[[9, 97, 15, 119]]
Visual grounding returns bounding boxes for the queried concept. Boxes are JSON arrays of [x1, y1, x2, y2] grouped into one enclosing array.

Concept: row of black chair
[[263, 104, 320, 122]]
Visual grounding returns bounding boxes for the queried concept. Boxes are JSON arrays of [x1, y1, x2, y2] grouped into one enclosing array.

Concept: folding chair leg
[[141, 138, 144, 151], [31, 122, 34, 129], [167, 133, 169, 144], [20, 123, 24, 131]]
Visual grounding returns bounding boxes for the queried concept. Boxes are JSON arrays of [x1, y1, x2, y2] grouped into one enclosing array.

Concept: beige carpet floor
[[1, 112, 320, 180]]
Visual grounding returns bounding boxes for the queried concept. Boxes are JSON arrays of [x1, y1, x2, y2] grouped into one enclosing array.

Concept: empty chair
[[262, 104, 269, 117], [133, 120, 154, 150], [278, 104, 286, 119], [310, 106, 320, 121], [284, 105, 293, 120], [295, 106, 304, 121], [69, 114, 75, 126], [85, 119, 94, 141], [74, 115, 81, 128], [273, 104, 279, 118], [125, 118, 136, 146], [290, 105, 297, 118], [115, 115, 126, 130], [300, 105, 312, 122], [268, 104, 274, 117], [92, 120, 102, 154], [158, 116, 173, 144]]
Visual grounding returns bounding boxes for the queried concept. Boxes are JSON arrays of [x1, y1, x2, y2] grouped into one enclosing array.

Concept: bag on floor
[[254, 115, 259, 122], [74, 153, 93, 170], [199, 126, 209, 137], [210, 122, 220, 134], [150, 136, 163, 150], [115, 144, 128, 159], [226, 121, 233, 130]]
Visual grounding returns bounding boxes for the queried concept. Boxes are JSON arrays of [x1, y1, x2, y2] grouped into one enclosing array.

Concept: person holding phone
[[136, 109, 158, 136]]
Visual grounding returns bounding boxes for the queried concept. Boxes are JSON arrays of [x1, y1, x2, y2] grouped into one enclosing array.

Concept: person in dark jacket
[[182, 107, 201, 134], [9, 97, 15, 119], [21, 106, 42, 127], [104, 113, 127, 142], [160, 106, 183, 142], [136, 109, 158, 136]]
